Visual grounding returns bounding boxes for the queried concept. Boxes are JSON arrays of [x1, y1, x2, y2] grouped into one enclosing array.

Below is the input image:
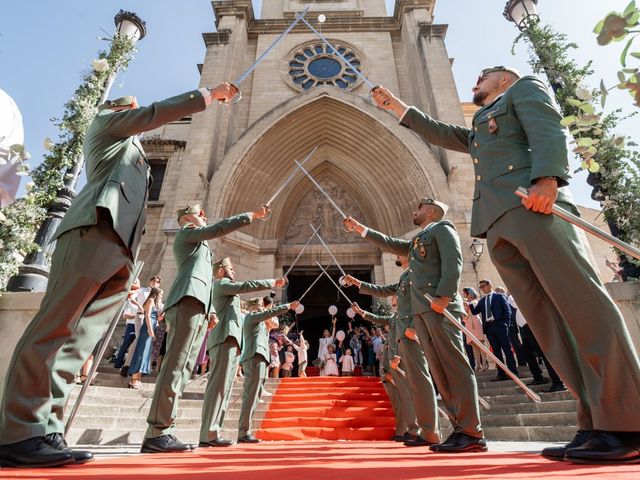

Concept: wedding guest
[[340, 348, 355, 376], [462, 287, 489, 371], [317, 317, 337, 362], [128, 288, 163, 389], [269, 342, 281, 378], [321, 344, 339, 376], [281, 347, 295, 378], [349, 326, 363, 367]]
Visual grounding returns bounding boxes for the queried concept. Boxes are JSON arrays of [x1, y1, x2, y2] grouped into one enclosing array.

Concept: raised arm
[[216, 277, 284, 296], [342, 218, 411, 256]]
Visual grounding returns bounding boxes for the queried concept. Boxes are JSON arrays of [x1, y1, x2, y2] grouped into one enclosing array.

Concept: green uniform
[[0, 91, 209, 445], [400, 75, 640, 432], [145, 213, 252, 439], [363, 223, 482, 438], [365, 311, 419, 437], [238, 305, 289, 437], [199, 278, 275, 442]]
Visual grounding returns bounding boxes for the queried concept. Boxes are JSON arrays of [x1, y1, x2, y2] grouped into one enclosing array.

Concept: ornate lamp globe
[[114, 10, 147, 41], [503, 0, 539, 31], [470, 239, 484, 260]]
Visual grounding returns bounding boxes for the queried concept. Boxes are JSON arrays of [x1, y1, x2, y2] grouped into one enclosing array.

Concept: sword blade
[[515, 186, 640, 260], [313, 227, 347, 277], [266, 146, 318, 206], [234, 7, 310, 85], [294, 160, 348, 219], [316, 261, 354, 304], [298, 268, 327, 302], [424, 292, 541, 403], [284, 224, 321, 278], [296, 13, 375, 90]]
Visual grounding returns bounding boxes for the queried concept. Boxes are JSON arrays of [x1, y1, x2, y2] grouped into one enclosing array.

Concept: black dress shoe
[[199, 438, 234, 447], [527, 377, 549, 386], [0, 436, 74, 468], [430, 432, 487, 453], [237, 434, 261, 444], [540, 430, 595, 461], [45, 433, 94, 464], [403, 435, 436, 447], [544, 383, 567, 393], [565, 431, 640, 464], [141, 435, 194, 453]]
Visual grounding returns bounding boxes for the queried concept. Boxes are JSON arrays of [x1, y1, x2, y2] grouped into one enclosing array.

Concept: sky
[[1, 0, 638, 209]]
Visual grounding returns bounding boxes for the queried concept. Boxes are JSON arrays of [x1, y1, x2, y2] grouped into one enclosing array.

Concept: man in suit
[[469, 279, 518, 381], [143, 204, 269, 453], [350, 297, 419, 443], [343, 258, 433, 446], [0, 84, 238, 468], [199, 258, 286, 447], [237, 298, 299, 443], [370, 68, 640, 463], [344, 198, 485, 453]]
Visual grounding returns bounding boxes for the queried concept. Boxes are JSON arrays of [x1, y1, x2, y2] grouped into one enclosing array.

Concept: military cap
[[213, 257, 232, 271], [176, 203, 202, 221], [98, 96, 137, 110], [480, 66, 522, 78], [420, 197, 449, 217]]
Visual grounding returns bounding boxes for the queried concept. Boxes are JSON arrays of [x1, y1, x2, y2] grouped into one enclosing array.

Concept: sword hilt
[[221, 83, 242, 105], [370, 85, 391, 107]]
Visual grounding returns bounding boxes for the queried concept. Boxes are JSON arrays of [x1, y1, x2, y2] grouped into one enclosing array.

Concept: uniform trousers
[[238, 356, 268, 437]]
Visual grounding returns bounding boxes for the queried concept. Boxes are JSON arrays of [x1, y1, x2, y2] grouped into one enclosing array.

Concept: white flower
[[92, 58, 109, 73], [43, 137, 55, 151], [26, 181, 35, 191], [575, 88, 593, 101]]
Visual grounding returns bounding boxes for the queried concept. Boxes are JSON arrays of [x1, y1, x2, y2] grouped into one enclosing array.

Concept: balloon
[[318, 14, 326, 23], [336, 330, 345, 342], [295, 304, 305, 314], [346, 308, 356, 319], [338, 276, 346, 286], [328, 305, 338, 316]]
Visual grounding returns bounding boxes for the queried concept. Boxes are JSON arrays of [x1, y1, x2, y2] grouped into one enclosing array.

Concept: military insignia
[[138, 156, 144, 167], [419, 246, 426, 257], [488, 118, 498, 135], [413, 238, 419, 249]]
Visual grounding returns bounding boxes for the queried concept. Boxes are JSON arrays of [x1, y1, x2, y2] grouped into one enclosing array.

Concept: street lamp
[[503, 0, 539, 31], [470, 239, 484, 281], [7, 10, 145, 292]]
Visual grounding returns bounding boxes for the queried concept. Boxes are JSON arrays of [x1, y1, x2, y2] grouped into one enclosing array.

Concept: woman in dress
[[317, 316, 337, 363], [462, 287, 489, 371], [321, 344, 339, 376], [128, 288, 162, 388]]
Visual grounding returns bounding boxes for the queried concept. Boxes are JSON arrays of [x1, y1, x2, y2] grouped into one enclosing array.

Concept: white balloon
[[346, 308, 356, 319], [318, 14, 326, 23], [328, 305, 338, 316], [0, 89, 24, 149], [338, 276, 346, 286], [336, 330, 345, 342], [295, 304, 305, 314]]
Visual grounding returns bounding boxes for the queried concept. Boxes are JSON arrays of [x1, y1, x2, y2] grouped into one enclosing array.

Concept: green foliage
[[514, 20, 640, 270], [0, 33, 136, 290], [595, 1, 640, 107]]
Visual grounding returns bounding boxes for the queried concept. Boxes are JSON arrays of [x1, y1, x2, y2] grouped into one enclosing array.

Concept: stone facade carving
[[285, 178, 365, 244]]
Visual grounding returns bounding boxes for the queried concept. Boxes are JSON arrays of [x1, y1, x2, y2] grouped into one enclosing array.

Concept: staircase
[[65, 362, 578, 445], [257, 376, 394, 440]]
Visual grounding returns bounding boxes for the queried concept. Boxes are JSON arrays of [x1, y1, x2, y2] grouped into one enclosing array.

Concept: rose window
[[287, 42, 363, 91]]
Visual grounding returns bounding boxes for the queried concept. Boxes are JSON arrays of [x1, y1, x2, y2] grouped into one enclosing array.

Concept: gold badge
[[488, 118, 498, 135], [420, 246, 426, 257]]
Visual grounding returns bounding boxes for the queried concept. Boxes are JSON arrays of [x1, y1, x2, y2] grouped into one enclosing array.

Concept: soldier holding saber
[[370, 67, 640, 464]]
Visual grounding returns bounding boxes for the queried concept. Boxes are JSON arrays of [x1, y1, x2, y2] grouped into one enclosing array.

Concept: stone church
[[139, 0, 609, 339]]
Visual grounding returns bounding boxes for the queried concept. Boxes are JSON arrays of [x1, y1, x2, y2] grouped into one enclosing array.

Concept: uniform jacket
[[359, 270, 411, 339], [208, 278, 275, 350], [55, 90, 208, 258], [164, 213, 252, 312], [400, 76, 577, 237], [240, 305, 289, 364], [364, 221, 465, 316]]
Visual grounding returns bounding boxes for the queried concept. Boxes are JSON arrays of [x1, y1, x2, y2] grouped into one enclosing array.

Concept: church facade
[[138, 0, 608, 325]]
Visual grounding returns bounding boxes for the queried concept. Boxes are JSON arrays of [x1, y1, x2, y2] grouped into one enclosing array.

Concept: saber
[[65, 261, 144, 435], [298, 265, 330, 303], [138, 371, 209, 412], [265, 146, 318, 208], [225, 6, 310, 103], [424, 292, 540, 403], [316, 261, 354, 304], [295, 13, 374, 90], [312, 225, 347, 278], [479, 397, 491, 410], [295, 160, 348, 219], [516, 186, 640, 260], [283, 224, 321, 278]]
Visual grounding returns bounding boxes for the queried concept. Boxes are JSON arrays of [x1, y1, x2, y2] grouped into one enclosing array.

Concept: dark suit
[[470, 293, 518, 377]]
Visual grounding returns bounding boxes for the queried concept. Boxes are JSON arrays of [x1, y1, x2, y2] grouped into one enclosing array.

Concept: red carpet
[[257, 376, 395, 440], [2, 442, 638, 479]]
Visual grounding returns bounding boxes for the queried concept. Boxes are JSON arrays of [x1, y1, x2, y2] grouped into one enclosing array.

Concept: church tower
[[139, 0, 480, 338]]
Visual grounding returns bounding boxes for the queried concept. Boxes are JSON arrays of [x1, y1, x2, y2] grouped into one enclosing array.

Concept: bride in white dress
[[317, 317, 336, 374]]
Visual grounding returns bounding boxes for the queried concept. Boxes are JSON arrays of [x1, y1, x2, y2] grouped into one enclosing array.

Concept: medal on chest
[[488, 118, 498, 135]]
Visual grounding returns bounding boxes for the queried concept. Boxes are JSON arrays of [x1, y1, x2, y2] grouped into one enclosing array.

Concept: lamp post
[[470, 239, 484, 283], [7, 10, 146, 292], [503, 0, 539, 32]]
